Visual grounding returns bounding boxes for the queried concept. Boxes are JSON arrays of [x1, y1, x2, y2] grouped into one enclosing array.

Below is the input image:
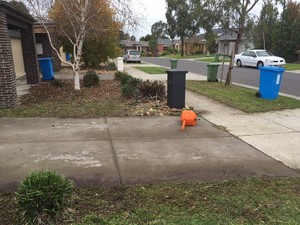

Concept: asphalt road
[[142, 57, 300, 97]]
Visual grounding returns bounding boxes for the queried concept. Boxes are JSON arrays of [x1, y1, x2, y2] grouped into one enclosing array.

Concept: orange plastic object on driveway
[[181, 110, 198, 131]]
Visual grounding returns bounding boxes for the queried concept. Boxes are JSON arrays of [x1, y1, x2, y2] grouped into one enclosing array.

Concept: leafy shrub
[[114, 71, 142, 98], [114, 71, 123, 80], [122, 83, 136, 98], [15, 170, 74, 225], [160, 51, 168, 56], [122, 77, 142, 98], [120, 74, 132, 85], [114, 71, 130, 82], [126, 77, 142, 88], [108, 61, 117, 70], [138, 80, 166, 100], [83, 70, 100, 87], [51, 79, 64, 88]]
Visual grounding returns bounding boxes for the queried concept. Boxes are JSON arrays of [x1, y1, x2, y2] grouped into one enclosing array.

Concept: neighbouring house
[[184, 29, 225, 55], [184, 34, 206, 55], [157, 38, 174, 53], [216, 29, 254, 56], [120, 40, 149, 52], [34, 23, 61, 71], [0, 1, 39, 108]]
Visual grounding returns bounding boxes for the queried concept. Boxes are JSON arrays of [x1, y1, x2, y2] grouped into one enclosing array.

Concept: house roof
[[120, 40, 149, 47], [185, 34, 205, 43], [212, 28, 226, 35], [0, 0, 35, 25], [173, 39, 181, 44], [157, 38, 173, 45], [216, 29, 248, 41]]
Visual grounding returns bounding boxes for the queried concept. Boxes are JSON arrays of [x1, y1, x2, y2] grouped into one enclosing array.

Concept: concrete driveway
[[0, 117, 298, 190]]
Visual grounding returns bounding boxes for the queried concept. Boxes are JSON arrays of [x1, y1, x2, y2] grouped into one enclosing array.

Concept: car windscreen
[[129, 51, 140, 55], [256, 51, 274, 57]]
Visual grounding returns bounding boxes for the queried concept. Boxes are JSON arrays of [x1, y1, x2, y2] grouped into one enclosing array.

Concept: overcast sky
[[132, 0, 290, 40], [132, 0, 167, 39]]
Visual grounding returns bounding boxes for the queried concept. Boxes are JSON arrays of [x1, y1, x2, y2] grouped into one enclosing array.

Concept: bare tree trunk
[[225, 32, 242, 85], [74, 70, 80, 90], [181, 37, 184, 57]]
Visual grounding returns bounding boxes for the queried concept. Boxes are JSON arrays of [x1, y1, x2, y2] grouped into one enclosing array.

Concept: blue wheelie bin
[[38, 57, 54, 80], [257, 66, 285, 100]]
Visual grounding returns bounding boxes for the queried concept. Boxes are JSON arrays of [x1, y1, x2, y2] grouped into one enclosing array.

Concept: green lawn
[[1, 178, 300, 224], [285, 63, 300, 71], [134, 66, 167, 74], [187, 80, 300, 113]]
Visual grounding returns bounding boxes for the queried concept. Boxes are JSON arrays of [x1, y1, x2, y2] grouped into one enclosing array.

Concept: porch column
[[21, 24, 40, 84], [0, 11, 17, 108]]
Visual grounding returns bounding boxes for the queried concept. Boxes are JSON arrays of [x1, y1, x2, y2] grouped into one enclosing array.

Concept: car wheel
[[236, 59, 242, 67], [138, 61, 141, 63], [257, 61, 264, 68]]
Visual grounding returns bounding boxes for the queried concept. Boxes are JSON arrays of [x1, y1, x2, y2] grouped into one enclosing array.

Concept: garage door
[[11, 38, 25, 78]]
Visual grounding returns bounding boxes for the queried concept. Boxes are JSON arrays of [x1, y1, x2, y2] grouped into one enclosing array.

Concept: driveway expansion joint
[[104, 117, 123, 185]]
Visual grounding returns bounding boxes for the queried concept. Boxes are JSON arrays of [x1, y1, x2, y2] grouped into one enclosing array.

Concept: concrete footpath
[[126, 63, 300, 173]]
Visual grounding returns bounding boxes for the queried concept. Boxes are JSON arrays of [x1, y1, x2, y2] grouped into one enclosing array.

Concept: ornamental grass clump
[[15, 170, 74, 225]]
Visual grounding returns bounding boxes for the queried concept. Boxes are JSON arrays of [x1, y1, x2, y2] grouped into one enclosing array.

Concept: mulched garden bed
[[12, 79, 184, 118]]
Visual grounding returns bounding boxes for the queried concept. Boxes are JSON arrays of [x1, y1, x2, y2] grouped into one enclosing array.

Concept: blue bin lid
[[259, 66, 285, 72], [38, 57, 52, 61]]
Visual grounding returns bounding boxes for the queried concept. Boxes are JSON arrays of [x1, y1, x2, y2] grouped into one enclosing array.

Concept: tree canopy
[[165, 0, 199, 56], [151, 20, 168, 39]]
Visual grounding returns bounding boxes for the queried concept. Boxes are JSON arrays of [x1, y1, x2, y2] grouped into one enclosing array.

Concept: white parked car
[[123, 50, 141, 63], [234, 49, 286, 68]]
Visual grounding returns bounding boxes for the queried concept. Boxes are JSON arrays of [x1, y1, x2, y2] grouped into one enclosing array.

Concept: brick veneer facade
[[0, 11, 17, 108], [21, 25, 40, 84], [0, 2, 39, 108]]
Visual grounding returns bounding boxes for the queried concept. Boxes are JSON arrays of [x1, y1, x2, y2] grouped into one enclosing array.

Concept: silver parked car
[[234, 49, 286, 68], [123, 50, 141, 63]]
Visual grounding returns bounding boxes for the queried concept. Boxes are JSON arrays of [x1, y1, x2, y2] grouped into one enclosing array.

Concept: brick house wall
[[0, 11, 17, 108], [157, 44, 164, 53], [0, 1, 40, 108]]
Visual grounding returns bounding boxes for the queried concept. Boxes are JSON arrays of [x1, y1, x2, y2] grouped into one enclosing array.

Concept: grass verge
[[1, 178, 300, 224], [134, 66, 167, 74], [285, 63, 300, 71], [186, 80, 300, 113]]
